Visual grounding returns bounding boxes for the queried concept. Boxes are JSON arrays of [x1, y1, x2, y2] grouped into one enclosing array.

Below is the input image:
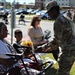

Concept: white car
[[36, 10, 50, 20], [36, 10, 47, 16]]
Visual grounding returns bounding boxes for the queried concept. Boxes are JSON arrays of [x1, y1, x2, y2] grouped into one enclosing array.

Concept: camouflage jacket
[[52, 14, 75, 50], [72, 13, 75, 23]]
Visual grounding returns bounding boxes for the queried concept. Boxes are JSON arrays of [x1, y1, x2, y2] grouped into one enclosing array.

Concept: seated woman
[[0, 22, 41, 75], [28, 15, 60, 61], [28, 15, 48, 47], [0, 22, 21, 75], [28, 15, 49, 64]]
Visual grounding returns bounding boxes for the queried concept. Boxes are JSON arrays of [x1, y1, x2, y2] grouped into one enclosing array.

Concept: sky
[[6, 0, 35, 4]]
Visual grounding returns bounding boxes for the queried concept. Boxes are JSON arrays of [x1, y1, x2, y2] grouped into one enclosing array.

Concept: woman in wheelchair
[[0, 23, 36, 75], [0, 22, 22, 75]]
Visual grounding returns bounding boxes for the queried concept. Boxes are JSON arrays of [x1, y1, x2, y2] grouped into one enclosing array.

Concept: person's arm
[[0, 57, 18, 66], [50, 18, 64, 50]]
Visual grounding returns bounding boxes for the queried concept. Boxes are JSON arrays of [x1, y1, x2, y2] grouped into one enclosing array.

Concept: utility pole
[[4, 0, 6, 11], [11, 0, 16, 44]]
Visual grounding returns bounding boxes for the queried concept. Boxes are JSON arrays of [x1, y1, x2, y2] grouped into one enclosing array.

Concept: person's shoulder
[[56, 14, 68, 23], [37, 25, 41, 29], [28, 26, 34, 31], [38, 25, 41, 28], [28, 26, 34, 29], [4, 39, 10, 44], [57, 14, 64, 19]]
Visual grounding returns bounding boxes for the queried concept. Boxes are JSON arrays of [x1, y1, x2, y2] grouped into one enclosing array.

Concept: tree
[[6, 2, 11, 8]]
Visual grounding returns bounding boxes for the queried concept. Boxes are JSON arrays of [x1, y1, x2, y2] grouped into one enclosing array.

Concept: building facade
[[43, 0, 73, 7], [35, 0, 43, 9], [0, 0, 4, 6], [35, 0, 75, 9], [69, 0, 75, 6], [56, 0, 69, 6]]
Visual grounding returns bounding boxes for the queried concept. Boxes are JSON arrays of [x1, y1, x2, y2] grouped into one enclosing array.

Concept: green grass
[[40, 53, 75, 75]]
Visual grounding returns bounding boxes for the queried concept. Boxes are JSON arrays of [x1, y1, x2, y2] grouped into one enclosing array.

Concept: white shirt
[[0, 40, 15, 58]]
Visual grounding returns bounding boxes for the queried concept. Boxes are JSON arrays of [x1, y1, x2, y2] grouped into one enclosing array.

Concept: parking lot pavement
[[5, 18, 54, 43]]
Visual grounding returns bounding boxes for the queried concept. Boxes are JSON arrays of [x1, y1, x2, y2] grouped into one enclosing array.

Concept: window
[[62, 3, 64, 5]]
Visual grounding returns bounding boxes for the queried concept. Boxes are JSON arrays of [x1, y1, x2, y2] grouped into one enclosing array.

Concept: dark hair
[[14, 29, 23, 37], [49, 6, 60, 13], [0, 22, 6, 34], [30, 15, 40, 28]]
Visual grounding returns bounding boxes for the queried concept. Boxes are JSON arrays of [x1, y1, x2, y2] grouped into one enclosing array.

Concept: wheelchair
[[0, 55, 21, 75], [0, 50, 53, 75]]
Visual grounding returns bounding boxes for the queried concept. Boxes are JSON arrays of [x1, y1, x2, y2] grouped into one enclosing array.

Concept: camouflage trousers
[[57, 48, 75, 75]]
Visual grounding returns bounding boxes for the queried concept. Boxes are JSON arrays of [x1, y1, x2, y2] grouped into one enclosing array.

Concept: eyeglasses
[[36, 19, 41, 21]]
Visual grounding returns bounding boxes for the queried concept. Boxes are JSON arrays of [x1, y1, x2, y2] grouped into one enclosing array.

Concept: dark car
[[16, 9, 29, 15]]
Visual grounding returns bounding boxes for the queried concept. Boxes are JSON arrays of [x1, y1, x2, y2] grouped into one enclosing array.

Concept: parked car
[[41, 13, 50, 20], [40, 10, 66, 20], [16, 9, 29, 15], [0, 10, 9, 15], [26, 9, 34, 14], [36, 10, 50, 20], [36, 10, 47, 16], [31, 9, 40, 14]]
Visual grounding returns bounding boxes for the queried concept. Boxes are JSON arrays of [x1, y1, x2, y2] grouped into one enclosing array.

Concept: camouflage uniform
[[53, 14, 75, 75], [72, 11, 75, 23]]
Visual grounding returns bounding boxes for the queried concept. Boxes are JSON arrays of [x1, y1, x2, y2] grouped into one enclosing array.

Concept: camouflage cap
[[46, 1, 58, 13]]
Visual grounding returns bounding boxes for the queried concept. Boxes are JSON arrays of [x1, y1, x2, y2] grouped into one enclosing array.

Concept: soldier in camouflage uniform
[[46, 1, 75, 75]]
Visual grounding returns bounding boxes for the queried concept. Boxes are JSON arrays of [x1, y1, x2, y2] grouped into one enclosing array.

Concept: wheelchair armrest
[[37, 61, 54, 75], [6, 53, 23, 59]]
